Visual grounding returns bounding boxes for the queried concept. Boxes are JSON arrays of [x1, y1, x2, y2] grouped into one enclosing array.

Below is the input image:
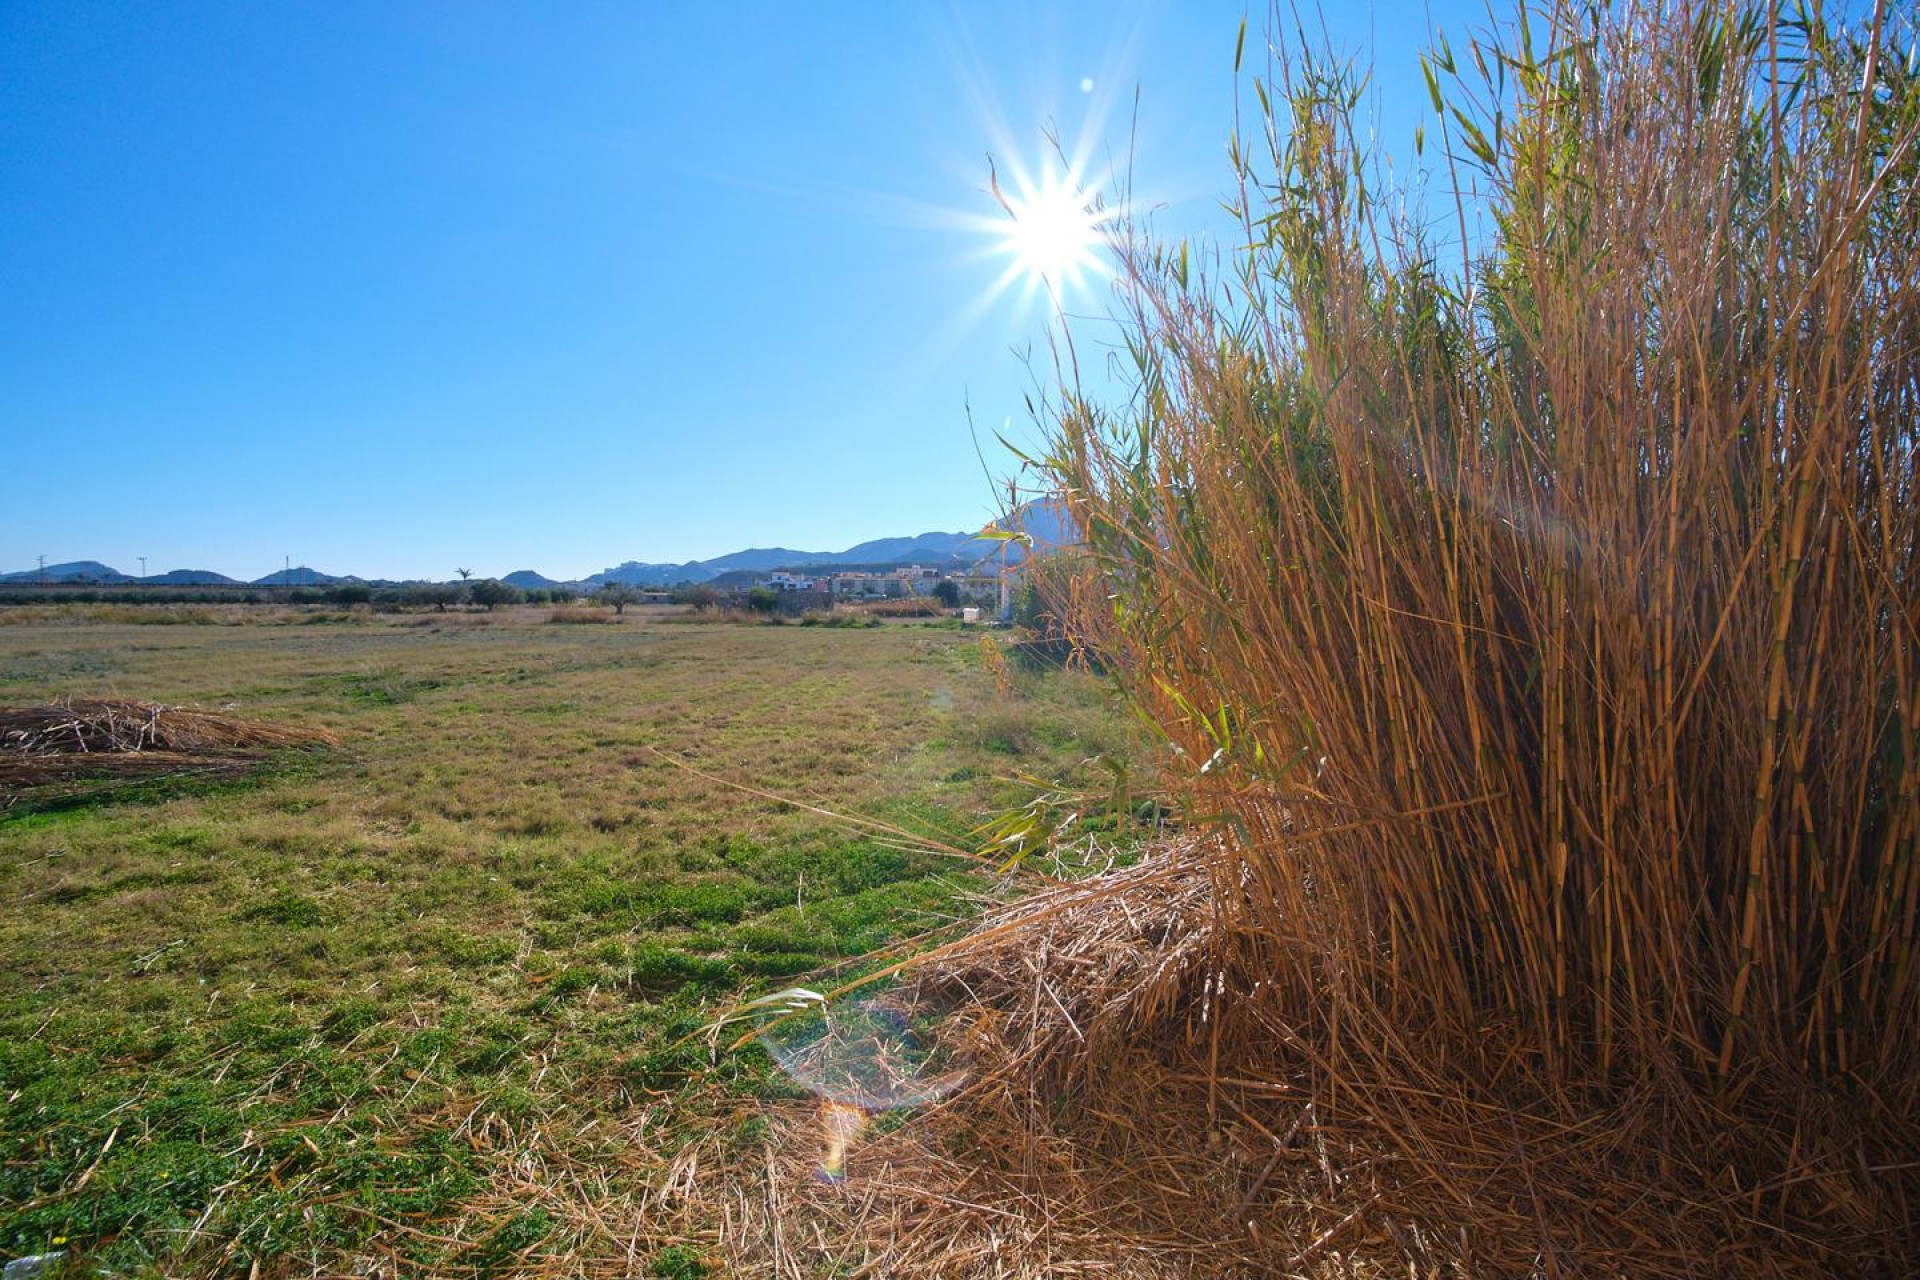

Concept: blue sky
[[3, 1, 1452, 581]]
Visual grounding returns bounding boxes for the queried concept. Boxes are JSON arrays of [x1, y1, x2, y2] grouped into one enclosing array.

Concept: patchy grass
[[0, 609, 1132, 1275]]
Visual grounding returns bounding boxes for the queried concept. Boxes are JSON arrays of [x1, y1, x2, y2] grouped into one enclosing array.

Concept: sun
[[992, 164, 1109, 296]]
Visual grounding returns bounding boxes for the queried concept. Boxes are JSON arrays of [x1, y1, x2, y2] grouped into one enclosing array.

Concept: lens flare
[[814, 1101, 868, 1184], [756, 993, 964, 1112], [743, 985, 965, 1183]]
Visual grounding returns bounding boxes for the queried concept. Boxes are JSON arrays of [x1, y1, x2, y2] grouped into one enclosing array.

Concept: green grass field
[[0, 609, 1130, 1277]]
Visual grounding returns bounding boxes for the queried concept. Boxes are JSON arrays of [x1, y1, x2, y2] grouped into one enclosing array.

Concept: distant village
[[636, 560, 1015, 619], [732, 563, 999, 600]]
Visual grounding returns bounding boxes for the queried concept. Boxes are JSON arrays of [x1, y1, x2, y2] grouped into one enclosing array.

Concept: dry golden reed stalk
[[1000, 0, 1920, 1271]]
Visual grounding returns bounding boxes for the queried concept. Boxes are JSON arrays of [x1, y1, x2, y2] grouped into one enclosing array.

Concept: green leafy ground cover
[[0, 610, 1130, 1276]]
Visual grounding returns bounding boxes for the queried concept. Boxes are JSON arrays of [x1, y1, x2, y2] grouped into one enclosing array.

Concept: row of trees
[[2, 577, 1000, 615], [0, 581, 648, 611], [337, 580, 636, 611]]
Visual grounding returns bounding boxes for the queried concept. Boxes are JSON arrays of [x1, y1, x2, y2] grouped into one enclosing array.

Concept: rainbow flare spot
[[815, 1101, 869, 1185]]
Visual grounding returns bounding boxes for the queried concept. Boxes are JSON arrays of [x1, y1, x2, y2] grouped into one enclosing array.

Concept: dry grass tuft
[[657, 852, 1427, 1276]]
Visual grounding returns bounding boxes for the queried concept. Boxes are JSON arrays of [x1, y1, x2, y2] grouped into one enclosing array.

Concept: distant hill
[[988, 499, 1081, 566], [701, 547, 830, 574], [839, 531, 996, 563], [142, 569, 240, 586], [0, 560, 135, 584], [501, 570, 561, 589], [585, 530, 1002, 587], [247, 566, 346, 587], [588, 560, 713, 587]]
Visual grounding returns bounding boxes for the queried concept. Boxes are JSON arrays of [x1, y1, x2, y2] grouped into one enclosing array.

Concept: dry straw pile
[[0, 697, 338, 795], [880, 2, 1920, 1274]]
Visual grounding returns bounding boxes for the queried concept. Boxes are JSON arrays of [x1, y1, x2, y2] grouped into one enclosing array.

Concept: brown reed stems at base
[[974, 1, 1920, 1272]]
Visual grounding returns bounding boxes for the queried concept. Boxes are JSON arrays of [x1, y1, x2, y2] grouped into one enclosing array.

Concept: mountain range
[[1, 508, 1077, 589], [586, 530, 1004, 587], [0, 561, 345, 587]]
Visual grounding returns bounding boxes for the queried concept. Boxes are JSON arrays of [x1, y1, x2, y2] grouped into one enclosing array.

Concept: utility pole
[[38, 554, 47, 586], [284, 555, 291, 588], [999, 478, 1017, 623], [138, 556, 147, 580]]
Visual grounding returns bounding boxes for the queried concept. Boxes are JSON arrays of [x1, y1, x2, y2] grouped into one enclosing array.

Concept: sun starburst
[[990, 162, 1111, 296]]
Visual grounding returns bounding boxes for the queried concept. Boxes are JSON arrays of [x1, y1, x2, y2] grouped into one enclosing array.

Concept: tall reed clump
[[1038, 0, 1920, 1266]]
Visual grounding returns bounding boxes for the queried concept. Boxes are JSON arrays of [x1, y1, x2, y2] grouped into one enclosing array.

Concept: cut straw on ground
[[1, 697, 340, 798]]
